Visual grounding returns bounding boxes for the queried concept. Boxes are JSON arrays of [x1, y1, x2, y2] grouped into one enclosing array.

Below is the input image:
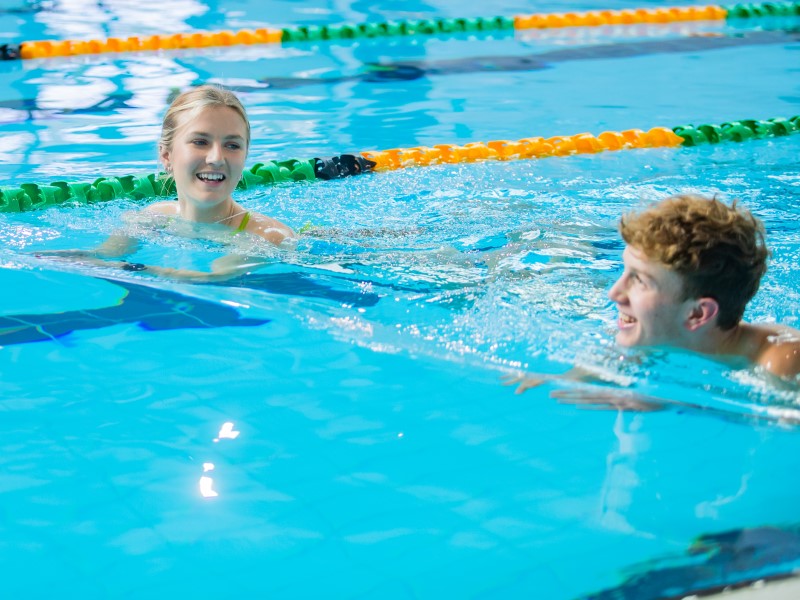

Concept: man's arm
[[502, 364, 635, 394]]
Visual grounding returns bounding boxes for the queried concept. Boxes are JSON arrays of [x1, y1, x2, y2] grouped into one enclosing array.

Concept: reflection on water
[[597, 412, 649, 536], [200, 421, 241, 498], [214, 422, 240, 441], [31, 0, 210, 39], [200, 462, 218, 498]]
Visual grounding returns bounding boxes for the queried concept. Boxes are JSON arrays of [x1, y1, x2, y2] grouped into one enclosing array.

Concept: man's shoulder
[[746, 323, 800, 378]]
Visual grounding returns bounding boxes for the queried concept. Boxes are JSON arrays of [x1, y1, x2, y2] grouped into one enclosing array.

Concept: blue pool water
[[1, 1, 800, 598]]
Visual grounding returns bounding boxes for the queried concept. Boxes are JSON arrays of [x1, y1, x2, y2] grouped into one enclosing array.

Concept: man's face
[[608, 246, 695, 348]]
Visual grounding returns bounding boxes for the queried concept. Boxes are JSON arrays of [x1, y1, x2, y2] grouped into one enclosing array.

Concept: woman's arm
[[93, 233, 140, 258], [33, 206, 148, 260], [33, 233, 139, 260], [97, 253, 268, 283]]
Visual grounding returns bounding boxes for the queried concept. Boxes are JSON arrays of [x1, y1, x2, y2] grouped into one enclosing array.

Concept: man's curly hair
[[620, 194, 768, 330]]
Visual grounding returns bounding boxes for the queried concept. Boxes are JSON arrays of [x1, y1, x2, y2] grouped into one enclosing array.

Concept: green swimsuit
[[234, 212, 250, 234]]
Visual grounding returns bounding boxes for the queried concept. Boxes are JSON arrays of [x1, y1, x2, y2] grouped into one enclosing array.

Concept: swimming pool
[[1, 1, 800, 597]]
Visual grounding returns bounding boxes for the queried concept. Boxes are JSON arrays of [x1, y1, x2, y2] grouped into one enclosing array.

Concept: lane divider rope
[[365, 116, 800, 170], [1, 2, 798, 60], [2, 116, 797, 213]]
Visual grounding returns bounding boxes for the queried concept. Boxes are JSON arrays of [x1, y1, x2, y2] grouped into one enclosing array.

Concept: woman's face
[[161, 105, 248, 212]]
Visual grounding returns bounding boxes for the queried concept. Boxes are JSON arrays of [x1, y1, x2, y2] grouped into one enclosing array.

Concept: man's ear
[[686, 297, 719, 331]]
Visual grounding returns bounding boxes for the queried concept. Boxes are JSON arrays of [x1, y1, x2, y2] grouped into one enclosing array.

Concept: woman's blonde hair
[[159, 85, 251, 157]]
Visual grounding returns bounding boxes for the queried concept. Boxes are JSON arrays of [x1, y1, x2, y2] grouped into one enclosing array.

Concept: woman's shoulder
[[119, 201, 178, 227], [143, 201, 179, 215], [244, 211, 297, 246]]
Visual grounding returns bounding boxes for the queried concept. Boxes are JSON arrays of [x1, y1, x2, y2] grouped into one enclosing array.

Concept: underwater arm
[[110, 254, 269, 282], [93, 233, 140, 258], [511, 380, 800, 429], [33, 208, 145, 260], [503, 367, 667, 410], [551, 387, 800, 426], [502, 365, 621, 394], [35, 251, 267, 283], [33, 233, 139, 262], [548, 388, 667, 412], [33, 234, 138, 259]]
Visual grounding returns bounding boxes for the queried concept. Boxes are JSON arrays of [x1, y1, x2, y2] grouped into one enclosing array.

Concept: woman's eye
[[192, 139, 208, 146]]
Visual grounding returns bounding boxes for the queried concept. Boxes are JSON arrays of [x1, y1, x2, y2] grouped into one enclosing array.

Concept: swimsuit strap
[[235, 211, 251, 233]]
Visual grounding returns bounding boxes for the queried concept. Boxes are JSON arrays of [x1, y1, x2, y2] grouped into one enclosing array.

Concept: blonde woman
[[39, 86, 295, 280], [147, 85, 294, 245]]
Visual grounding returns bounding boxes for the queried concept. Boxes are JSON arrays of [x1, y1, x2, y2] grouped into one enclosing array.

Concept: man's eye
[[226, 143, 241, 150]]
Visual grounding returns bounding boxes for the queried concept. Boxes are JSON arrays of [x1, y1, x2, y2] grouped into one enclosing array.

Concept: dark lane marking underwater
[[583, 524, 800, 600], [0, 92, 136, 123], [0, 1, 54, 14], [0, 272, 380, 346], [209, 271, 381, 306], [246, 29, 800, 89]]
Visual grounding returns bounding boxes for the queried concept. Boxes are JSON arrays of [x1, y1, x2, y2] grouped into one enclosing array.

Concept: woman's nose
[[206, 143, 224, 164]]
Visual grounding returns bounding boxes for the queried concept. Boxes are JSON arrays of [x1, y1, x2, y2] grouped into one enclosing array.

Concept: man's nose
[[608, 274, 626, 302]]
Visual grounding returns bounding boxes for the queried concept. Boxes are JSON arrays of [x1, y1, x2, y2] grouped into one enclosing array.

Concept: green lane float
[[0, 155, 368, 212], [279, 16, 515, 43], [2, 117, 798, 213], [671, 116, 799, 147], [2, 2, 799, 60]]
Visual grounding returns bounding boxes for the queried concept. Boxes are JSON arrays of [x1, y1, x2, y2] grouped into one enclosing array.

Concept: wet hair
[[159, 85, 251, 158], [620, 194, 768, 330]]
